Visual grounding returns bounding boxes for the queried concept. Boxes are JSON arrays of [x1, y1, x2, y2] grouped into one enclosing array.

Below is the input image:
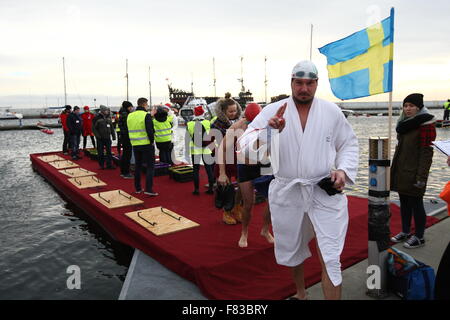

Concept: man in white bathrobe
[[237, 60, 359, 300]]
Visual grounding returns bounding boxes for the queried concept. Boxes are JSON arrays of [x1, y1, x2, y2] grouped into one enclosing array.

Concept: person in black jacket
[[92, 105, 116, 169], [118, 101, 134, 178], [67, 106, 83, 160]]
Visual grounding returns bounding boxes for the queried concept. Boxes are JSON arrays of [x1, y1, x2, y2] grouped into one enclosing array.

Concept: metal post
[[213, 57, 217, 97], [264, 56, 268, 103], [149, 66, 152, 107], [63, 57, 67, 106], [309, 24, 313, 60], [126, 59, 129, 101], [366, 137, 391, 299]]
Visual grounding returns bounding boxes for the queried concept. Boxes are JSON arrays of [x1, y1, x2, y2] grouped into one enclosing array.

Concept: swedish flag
[[319, 8, 394, 100]]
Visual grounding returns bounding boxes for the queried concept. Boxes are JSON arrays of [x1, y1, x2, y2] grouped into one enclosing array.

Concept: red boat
[[40, 128, 54, 134]]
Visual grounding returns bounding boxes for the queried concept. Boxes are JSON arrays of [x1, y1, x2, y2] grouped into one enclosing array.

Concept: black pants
[[435, 241, 450, 300], [399, 194, 426, 239], [70, 134, 81, 158], [156, 141, 174, 165], [120, 135, 132, 175], [192, 154, 215, 191], [444, 109, 450, 121], [116, 133, 122, 157], [83, 135, 96, 149], [97, 138, 113, 168], [133, 144, 155, 193], [62, 130, 71, 153]]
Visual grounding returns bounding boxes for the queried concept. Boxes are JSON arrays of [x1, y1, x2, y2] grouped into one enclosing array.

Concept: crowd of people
[[58, 60, 449, 300]]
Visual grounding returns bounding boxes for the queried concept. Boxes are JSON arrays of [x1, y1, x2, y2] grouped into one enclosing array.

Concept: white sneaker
[[144, 191, 158, 196]]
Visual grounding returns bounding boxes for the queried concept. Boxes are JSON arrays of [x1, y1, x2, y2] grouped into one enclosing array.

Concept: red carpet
[[30, 151, 440, 299]]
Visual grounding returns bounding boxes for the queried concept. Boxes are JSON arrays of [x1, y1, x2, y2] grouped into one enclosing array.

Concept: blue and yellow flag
[[319, 8, 394, 100]]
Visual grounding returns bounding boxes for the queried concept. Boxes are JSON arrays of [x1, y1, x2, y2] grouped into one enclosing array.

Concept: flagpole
[[309, 24, 313, 60], [387, 91, 393, 189]]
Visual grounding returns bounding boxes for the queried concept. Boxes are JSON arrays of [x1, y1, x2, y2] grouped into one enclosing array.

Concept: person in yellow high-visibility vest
[[153, 106, 174, 164], [127, 97, 158, 196], [186, 105, 215, 195], [443, 99, 450, 121]]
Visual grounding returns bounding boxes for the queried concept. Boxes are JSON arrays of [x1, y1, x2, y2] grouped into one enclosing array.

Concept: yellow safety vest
[[153, 115, 173, 143], [211, 116, 218, 124], [115, 113, 120, 132], [187, 119, 212, 155], [444, 102, 450, 110], [127, 110, 150, 146]]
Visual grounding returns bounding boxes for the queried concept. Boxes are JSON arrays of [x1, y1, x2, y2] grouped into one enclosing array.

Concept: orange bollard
[[439, 181, 450, 216]]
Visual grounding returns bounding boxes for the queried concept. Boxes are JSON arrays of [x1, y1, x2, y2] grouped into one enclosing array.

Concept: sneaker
[[134, 190, 142, 194], [403, 235, 425, 249], [390, 232, 409, 243], [144, 191, 158, 196], [120, 173, 134, 179], [192, 189, 200, 195]]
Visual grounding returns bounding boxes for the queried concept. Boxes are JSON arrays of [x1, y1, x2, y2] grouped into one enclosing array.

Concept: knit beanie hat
[[194, 105, 204, 116], [244, 103, 262, 122], [403, 93, 424, 109]]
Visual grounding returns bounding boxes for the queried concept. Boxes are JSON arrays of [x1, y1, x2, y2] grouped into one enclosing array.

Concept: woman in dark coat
[[390, 93, 436, 248]]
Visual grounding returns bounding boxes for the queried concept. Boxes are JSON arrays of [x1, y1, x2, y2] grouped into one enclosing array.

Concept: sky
[[1, 0, 450, 108]]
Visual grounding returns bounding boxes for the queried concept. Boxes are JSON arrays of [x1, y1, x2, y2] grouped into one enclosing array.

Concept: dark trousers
[[83, 135, 96, 149], [435, 241, 450, 300], [133, 144, 155, 192], [156, 141, 174, 165], [70, 134, 81, 158], [117, 133, 122, 157], [399, 194, 426, 239], [444, 109, 450, 121], [63, 130, 70, 153], [192, 154, 215, 191], [97, 138, 113, 168], [120, 135, 132, 175]]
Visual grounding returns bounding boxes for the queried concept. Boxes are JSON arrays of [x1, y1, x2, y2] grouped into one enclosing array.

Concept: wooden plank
[[68, 175, 107, 189], [48, 160, 79, 169], [59, 167, 97, 178], [125, 206, 199, 236], [38, 155, 65, 162], [90, 190, 144, 209]]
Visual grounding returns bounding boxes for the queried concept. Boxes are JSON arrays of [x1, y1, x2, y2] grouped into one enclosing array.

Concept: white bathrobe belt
[[274, 175, 329, 213]]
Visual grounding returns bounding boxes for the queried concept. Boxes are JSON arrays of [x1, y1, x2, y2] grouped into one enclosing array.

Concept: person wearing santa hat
[[186, 105, 215, 195], [218, 102, 273, 247], [81, 106, 96, 150]]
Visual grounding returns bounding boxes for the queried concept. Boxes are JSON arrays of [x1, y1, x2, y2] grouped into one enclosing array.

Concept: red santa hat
[[83, 106, 89, 110]]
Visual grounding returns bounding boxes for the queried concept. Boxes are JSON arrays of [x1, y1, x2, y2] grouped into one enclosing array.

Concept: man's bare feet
[[238, 233, 248, 248], [260, 229, 274, 244]]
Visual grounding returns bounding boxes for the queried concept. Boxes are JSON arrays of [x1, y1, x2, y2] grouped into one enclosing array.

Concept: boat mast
[[239, 56, 245, 92], [62, 57, 67, 106], [191, 72, 194, 94], [126, 58, 129, 101], [309, 24, 313, 60], [213, 57, 217, 97], [148, 66, 152, 106], [264, 56, 268, 103]]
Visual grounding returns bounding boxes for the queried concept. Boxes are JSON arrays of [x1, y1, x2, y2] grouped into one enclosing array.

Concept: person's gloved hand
[[413, 181, 425, 188]]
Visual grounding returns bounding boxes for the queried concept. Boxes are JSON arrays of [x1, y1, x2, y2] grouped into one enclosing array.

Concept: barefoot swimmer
[[238, 60, 359, 300]]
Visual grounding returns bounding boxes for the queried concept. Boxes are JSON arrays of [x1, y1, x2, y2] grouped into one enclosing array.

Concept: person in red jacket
[[81, 106, 96, 149], [59, 105, 72, 154]]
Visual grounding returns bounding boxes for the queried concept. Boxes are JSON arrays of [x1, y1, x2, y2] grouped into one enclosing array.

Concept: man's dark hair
[[122, 101, 133, 109], [137, 97, 148, 107]]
